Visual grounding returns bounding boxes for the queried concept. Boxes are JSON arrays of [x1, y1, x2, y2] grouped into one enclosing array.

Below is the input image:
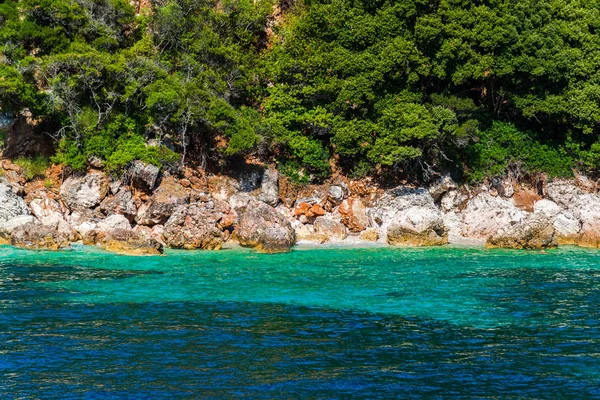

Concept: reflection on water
[[1, 245, 600, 397]]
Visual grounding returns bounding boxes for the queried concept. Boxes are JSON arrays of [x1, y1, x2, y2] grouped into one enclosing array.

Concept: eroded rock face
[[292, 220, 329, 244], [258, 169, 279, 207], [313, 217, 348, 240], [11, 222, 70, 250], [162, 201, 231, 250], [486, 215, 557, 249], [97, 214, 132, 232], [99, 189, 137, 221], [461, 193, 526, 239], [88, 228, 163, 255], [136, 177, 189, 226], [0, 182, 30, 223], [553, 212, 581, 239], [339, 198, 368, 232], [60, 172, 109, 211], [533, 199, 562, 217], [429, 175, 457, 202], [566, 193, 600, 247], [123, 161, 160, 191], [234, 201, 296, 253], [440, 190, 468, 213], [387, 207, 448, 246], [546, 181, 583, 208]]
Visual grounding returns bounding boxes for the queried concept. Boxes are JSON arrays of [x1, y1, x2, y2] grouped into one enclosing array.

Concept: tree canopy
[[2, 0, 600, 182]]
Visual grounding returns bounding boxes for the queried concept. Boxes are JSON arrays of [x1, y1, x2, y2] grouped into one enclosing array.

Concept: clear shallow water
[[1, 244, 600, 398]]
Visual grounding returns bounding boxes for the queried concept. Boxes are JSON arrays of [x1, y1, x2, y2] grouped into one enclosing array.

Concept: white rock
[[461, 193, 527, 238], [97, 214, 132, 232], [553, 212, 581, 237], [533, 199, 562, 217], [0, 182, 30, 223], [0, 215, 36, 234], [546, 181, 583, 208], [60, 171, 109, 210], [440, 190, 468, 213]]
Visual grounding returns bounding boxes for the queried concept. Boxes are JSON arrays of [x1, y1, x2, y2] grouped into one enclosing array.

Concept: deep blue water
[[1, 244, 600, 398]]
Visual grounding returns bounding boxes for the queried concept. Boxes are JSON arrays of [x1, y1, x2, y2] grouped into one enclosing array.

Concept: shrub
[[14, 156, 51, 180]]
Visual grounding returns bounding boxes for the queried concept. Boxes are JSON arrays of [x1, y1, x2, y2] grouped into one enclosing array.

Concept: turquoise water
[[2, 244, 600, 397]]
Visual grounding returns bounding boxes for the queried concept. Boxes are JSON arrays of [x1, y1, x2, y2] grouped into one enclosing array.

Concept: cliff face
[[0, 158, 598, 254]]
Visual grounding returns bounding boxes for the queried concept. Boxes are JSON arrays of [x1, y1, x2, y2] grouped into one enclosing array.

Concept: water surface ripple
[[1, 245, 600, 398]]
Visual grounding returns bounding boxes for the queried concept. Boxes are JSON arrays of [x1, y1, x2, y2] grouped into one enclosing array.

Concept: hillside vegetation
[[1, 0, 600, 183]]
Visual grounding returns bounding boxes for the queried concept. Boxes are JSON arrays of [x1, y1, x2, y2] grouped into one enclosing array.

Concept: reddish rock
[[339, 197, 368, 232], [513, 188, 541, 212], [308, 203, 325, 217], [294, 202, 311, 217], [234, 200, 296, 253]]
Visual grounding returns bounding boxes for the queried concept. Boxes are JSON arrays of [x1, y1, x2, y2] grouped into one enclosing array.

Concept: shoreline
[[1, 160, 599, 255]]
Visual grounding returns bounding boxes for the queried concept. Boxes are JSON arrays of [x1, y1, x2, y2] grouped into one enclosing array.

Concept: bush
[[14, 156, 51, 180]]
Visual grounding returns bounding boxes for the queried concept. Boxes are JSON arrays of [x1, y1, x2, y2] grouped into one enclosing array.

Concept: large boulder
[[122, 160, 160, 191], [11, 222, 70, 250], [0, 182, 30, 223], [0, 181, 33, 238], [97, 214, 132, 232], [313, 216, 348, 240], [387, 207, 448, 246], [370, 186, 448, 245], [60, 171, 109, 211], [87, 228, 163, 255], [461, 193, 527, 239], [28, 194, 74, 239], [338, 197, 369, 232], [162, 201, 231, 250], [99, 188, 137, 221], [533, 199, 562, 217], [566, 193, 600, 247], [258, 169, 279, 207], [234, 200, 296, 253], [486, 215, 557, 249], [135, 177, 189, 226]]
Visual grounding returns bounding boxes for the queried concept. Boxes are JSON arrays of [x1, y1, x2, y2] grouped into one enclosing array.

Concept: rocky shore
[[0, 159, 598, 254]]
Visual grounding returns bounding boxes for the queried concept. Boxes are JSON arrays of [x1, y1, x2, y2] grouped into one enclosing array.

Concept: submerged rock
[[88, 228, 163, 255], [234, 200, 296, 253], [486, 215, 557, 249]]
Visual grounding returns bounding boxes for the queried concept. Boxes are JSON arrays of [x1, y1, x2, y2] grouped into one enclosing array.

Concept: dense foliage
[[2, 0, 600, 181]]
